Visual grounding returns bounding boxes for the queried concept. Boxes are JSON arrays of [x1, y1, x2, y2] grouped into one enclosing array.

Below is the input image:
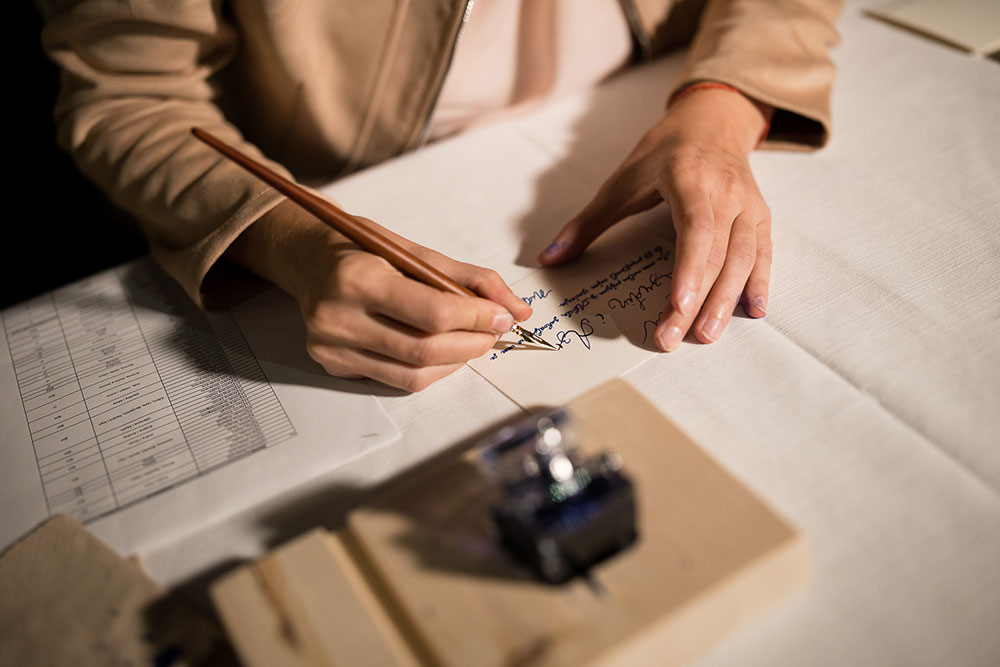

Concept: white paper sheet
[[468, 221, 675, 407], [0, 259, 399, 554]]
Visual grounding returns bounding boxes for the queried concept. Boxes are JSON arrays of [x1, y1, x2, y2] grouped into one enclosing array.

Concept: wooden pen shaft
[[192, 128, 476, 298]]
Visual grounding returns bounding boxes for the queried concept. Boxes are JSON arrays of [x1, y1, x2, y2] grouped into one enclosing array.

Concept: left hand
[[537, 86, 772, 351]]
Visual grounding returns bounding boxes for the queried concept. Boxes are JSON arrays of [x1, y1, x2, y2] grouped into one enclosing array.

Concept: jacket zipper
[[413, 0, 476, 148]]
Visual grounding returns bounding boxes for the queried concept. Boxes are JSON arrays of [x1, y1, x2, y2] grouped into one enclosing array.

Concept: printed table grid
[[2, 263, 296, 523]]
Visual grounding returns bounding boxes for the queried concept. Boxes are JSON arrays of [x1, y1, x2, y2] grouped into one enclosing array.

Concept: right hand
[[226, 202, 532, 391]]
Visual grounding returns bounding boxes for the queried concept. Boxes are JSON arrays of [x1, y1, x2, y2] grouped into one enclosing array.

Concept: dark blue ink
[[607, 273, 670, 312], [558, 287, 591, 308], [521, 289, 552, 307], [556, 318, 595, 350], [641, 311, 664, 344], [532, 315, 559, 335]]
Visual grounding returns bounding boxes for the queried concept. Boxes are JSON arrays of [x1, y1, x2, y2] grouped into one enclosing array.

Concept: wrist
[[226, 199, 348, 298], [667, 83, 771, 154]]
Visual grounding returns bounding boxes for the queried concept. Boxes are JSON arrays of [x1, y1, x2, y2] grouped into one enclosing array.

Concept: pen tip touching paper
[[514, 324, 558, 350]]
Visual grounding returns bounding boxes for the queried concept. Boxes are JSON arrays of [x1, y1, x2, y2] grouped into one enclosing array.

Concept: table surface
[[141, 2, 1000, 665]]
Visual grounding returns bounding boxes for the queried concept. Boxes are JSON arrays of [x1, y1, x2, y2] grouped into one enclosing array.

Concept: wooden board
[[0, 515, 223, 666], [212, 379, 806, 666]]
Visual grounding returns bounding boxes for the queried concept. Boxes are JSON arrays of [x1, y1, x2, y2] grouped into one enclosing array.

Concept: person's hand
[[226, 202, 532, 391], [537, 85, 772, 351]]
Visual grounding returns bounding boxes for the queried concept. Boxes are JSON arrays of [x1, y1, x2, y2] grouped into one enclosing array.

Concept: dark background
[[10, 4, 146, 310]]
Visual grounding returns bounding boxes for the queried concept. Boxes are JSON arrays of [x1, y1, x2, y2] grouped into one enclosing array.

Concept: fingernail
[[701, 317, 723, 341], [491, 313, 515, 333], [750, 296, 767, 315], [539, 241, 566, 259], [676, 288, 696, 316], [657, 325, 684, 352]]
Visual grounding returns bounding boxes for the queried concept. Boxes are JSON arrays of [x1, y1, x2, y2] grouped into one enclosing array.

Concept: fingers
[[308, 342, 466, 393], [693, 212, 759, 342], [743, 217, 772, 318], [650, 178, 721, 351], [300, 249, 520, 392], [449, 263, 534, 322], [654, 206, 770, 350], [355, 216, 532, 321], [654, 220, 727, 352], [665, 180, 718, 318], [369, 271, 516, 335], [538, 165, 662, 267], [313, 312, 498, 368]]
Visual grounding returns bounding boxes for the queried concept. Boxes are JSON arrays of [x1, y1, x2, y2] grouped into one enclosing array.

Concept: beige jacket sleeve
[[39, 0, 290, 307], [672, 0, 846, 149]]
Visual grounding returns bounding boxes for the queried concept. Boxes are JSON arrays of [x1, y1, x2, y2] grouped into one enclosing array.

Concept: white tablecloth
[[144, 3, 1000, 664]]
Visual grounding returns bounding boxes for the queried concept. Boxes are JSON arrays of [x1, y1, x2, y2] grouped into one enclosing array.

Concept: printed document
[[0, 260, 399, 554]]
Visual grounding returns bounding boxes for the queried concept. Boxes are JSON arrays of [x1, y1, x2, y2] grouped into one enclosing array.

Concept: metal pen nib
[[512, 324, 558, 350]]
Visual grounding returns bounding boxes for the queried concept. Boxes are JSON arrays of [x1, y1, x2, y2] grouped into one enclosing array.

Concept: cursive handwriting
[[521, 289, 552, 307], [597, 280, 622, 296], [607, 273, 670, 312], [610, 254, 643, 282], [645, 245, 671, 264], [556, 318, 595, 351], [489, 342, 519, 361], [500, 243, 672, 339], [557, 287, 590, 308], [560, 297, 594, 318], [621, 261, 659, 284], [641, 311, 664, 344], [608, 294, 643, 312], [533, 315, 559, 335]]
